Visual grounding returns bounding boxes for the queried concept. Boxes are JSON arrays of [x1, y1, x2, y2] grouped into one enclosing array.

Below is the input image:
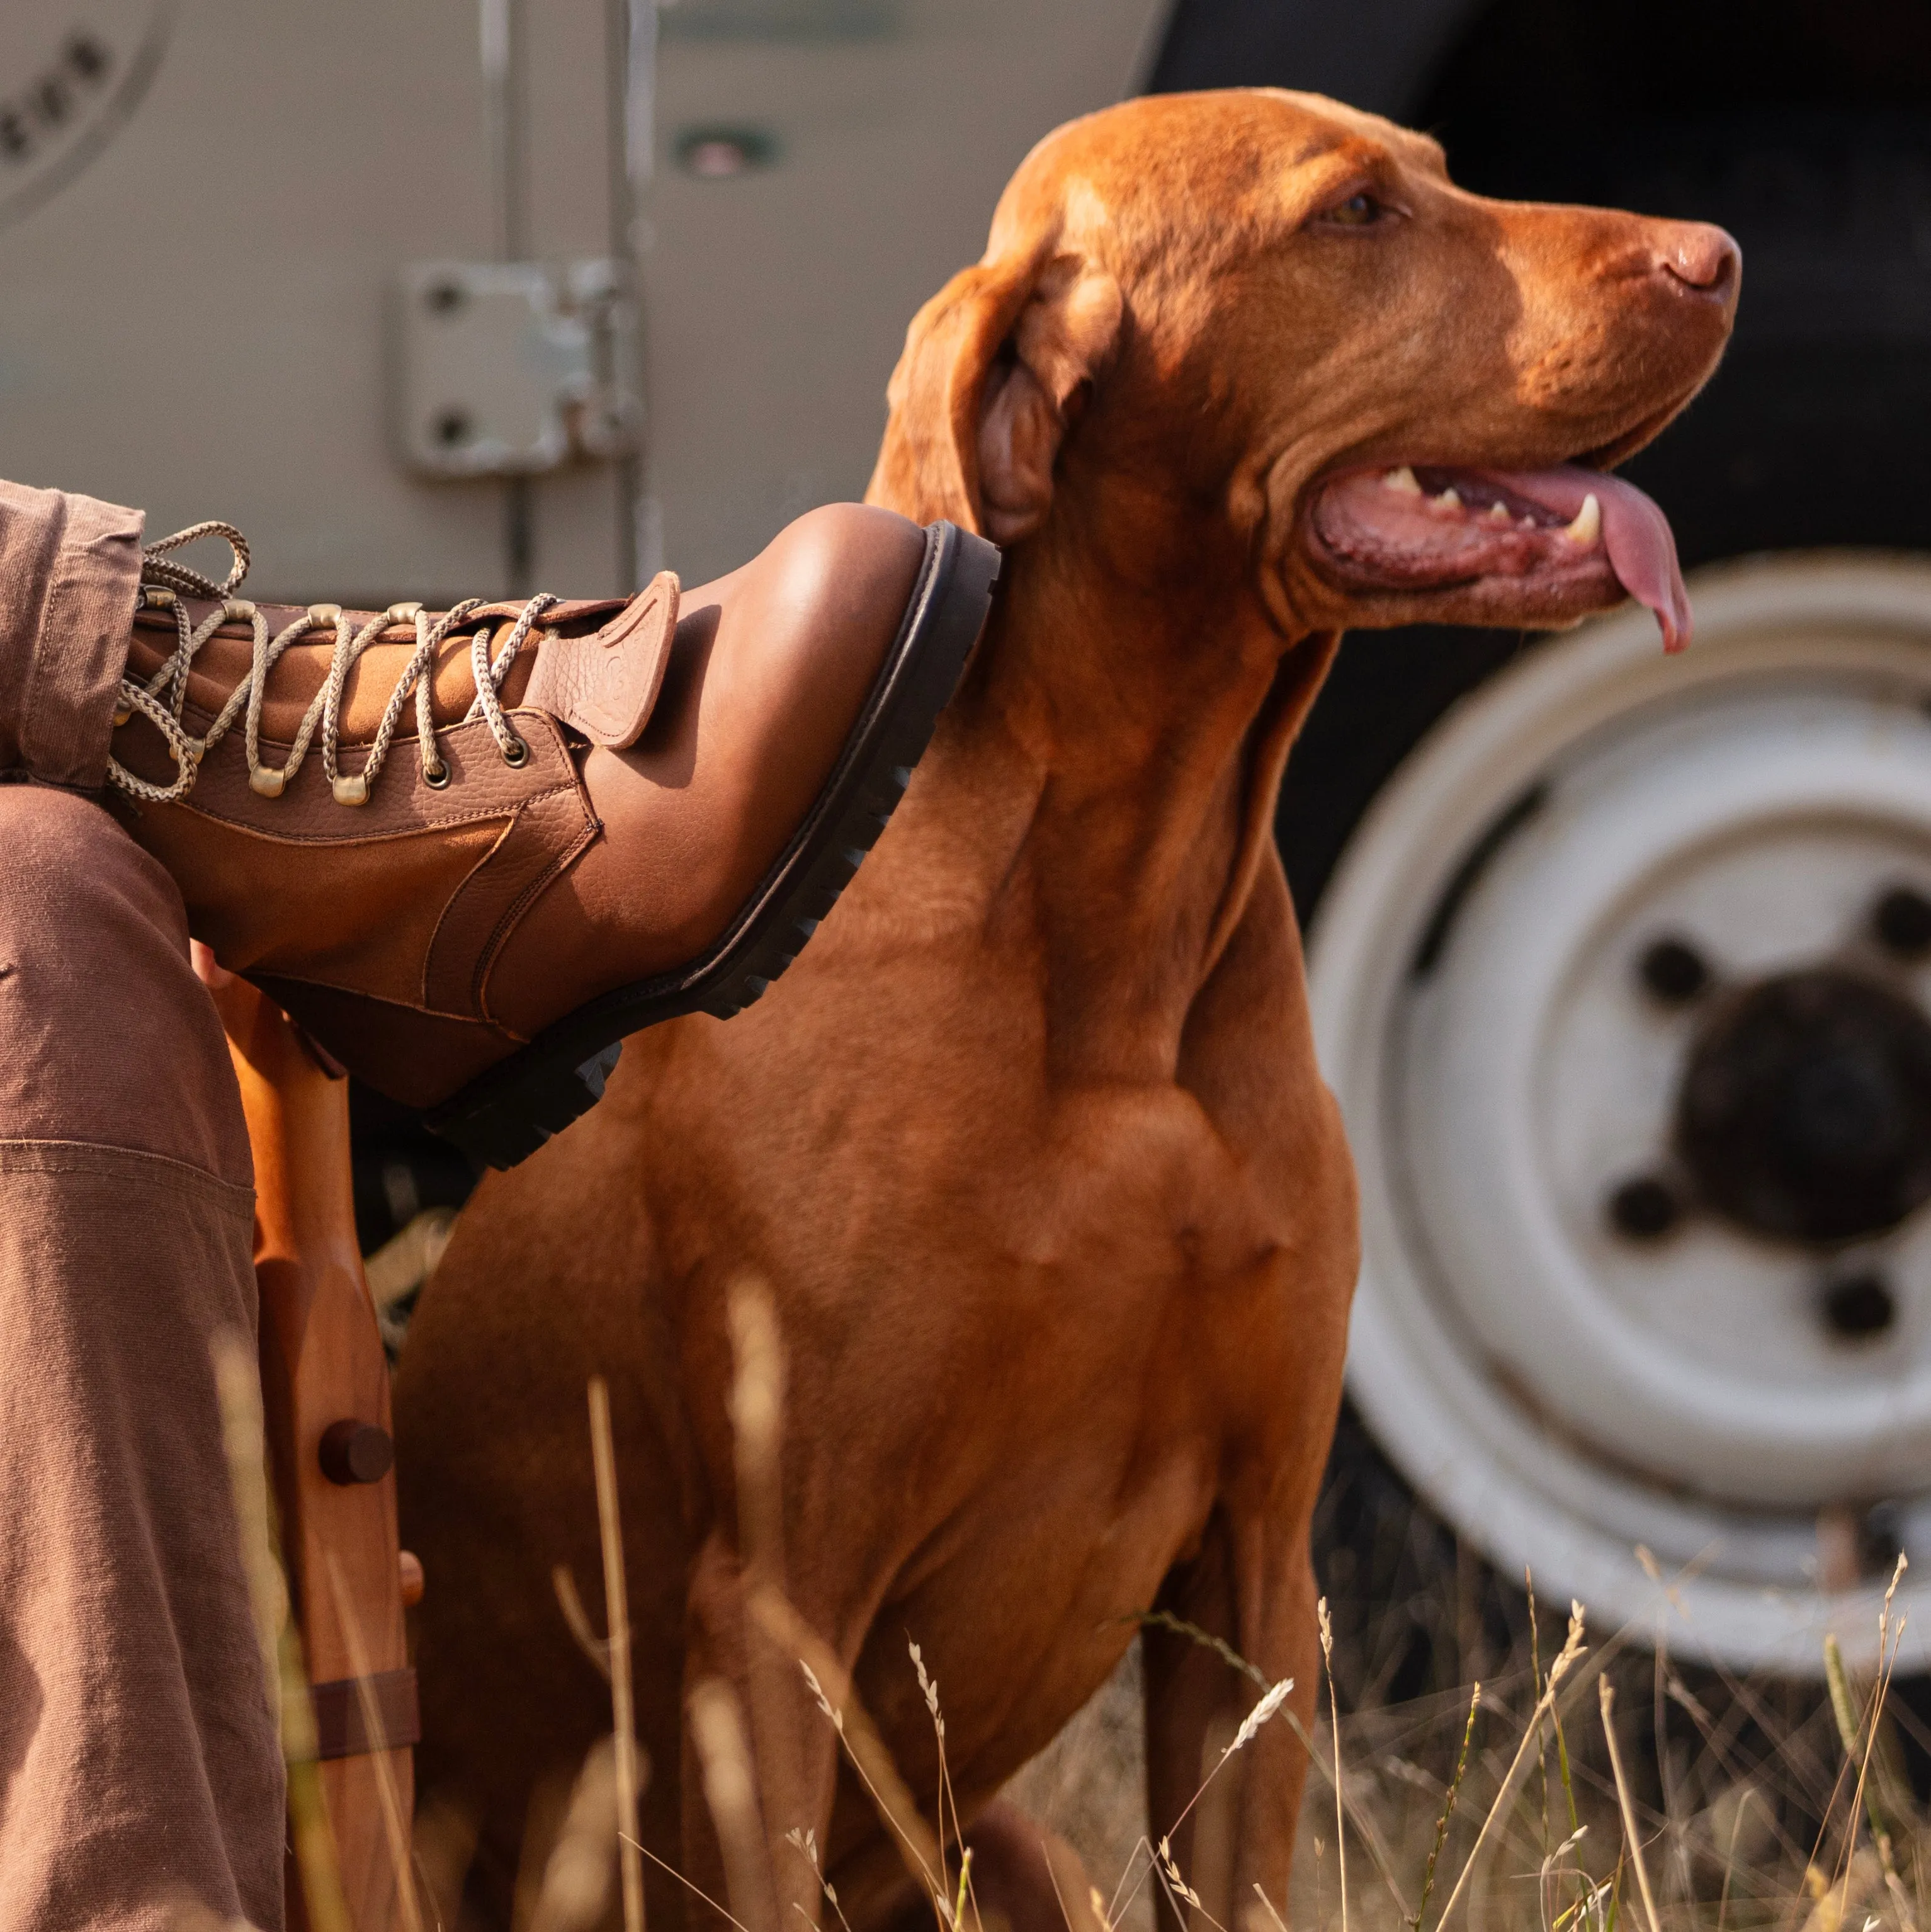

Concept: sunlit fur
[[397, 88, 1734, 1932]]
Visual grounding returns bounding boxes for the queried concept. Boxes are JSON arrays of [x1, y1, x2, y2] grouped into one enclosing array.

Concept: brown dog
[[395, 87, 1736, 1931]]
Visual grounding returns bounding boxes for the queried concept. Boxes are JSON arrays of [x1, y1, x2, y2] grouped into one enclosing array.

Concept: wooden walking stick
[[200, 948, 421, 1931]]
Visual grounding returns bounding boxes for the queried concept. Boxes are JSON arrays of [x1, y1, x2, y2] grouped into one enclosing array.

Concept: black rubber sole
[[425, 520, 1000, 1169]]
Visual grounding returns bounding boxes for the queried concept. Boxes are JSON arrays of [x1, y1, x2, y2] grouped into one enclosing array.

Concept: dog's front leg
[[682, 1527, 847, 1932], [1143, 1504, 1320, 1932]]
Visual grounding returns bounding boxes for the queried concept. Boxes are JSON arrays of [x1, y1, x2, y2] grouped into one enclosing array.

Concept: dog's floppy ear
[[868, 249, 1122, 544]]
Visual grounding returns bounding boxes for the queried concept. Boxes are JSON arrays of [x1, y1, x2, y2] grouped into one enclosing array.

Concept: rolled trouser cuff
[[0, 479, 144, 790]]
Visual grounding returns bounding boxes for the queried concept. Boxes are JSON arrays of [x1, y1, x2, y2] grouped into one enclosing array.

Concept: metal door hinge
[[395, 259, 641, 479]]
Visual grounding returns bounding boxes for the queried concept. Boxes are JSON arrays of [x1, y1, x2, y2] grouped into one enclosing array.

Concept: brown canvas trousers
[[0, 482, 283, 1929]]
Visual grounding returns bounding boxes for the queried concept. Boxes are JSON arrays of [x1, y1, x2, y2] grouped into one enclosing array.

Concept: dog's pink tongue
[[1483, 463, 1692, 652]]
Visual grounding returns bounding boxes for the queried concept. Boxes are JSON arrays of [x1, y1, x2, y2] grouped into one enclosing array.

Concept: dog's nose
[[1655, 221, 1741, 301]]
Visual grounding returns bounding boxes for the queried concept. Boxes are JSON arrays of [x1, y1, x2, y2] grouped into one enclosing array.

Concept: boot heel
[[431, 1041, 625, 1169]]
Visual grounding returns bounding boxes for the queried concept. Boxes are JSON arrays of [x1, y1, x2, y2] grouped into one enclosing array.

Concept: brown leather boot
[[105, 504, 998, 1166]]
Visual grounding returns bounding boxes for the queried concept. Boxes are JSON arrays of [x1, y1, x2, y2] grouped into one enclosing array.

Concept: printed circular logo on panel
[[0, 5, 176, 232]]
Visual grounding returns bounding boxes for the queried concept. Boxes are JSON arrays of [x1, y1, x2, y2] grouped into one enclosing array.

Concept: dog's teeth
[[1486, 501, 1511, 523], [1563, 493, 1602, 547], [1432, 487, 1463, 512], [1382, 465, 1422, 495]]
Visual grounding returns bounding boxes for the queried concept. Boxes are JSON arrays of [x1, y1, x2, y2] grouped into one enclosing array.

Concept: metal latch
[[395, 259, 641, 478]]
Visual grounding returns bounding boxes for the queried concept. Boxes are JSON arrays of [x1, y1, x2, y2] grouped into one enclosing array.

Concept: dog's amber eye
[[1322, 192, 1384, 227]]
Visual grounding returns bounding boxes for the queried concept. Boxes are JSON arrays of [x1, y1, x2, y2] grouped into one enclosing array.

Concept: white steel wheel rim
[[1308, 552, 1931, 1674]]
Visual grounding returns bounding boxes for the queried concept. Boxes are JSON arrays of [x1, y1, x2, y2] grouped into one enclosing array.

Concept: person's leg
[[0, 784, 281, 1931], [0, 477, 143, 789]]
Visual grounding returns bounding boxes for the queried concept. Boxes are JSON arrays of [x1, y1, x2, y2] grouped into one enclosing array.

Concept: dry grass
[[252, 1265, 1931, 1932], [698, 1307, 1931, 1932], [1005, 1548, 1926, 1932]]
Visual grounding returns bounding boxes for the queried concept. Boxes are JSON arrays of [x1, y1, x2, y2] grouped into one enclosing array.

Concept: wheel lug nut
[[1606, 1174, 1682, 1240], [1821, 1270, 1896, 1340], [1638, 936, 1711, 1004], [1874, 886, 1931, 959]]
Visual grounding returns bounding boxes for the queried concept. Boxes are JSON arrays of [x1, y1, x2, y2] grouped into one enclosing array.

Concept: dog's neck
[[877, 484, 1336, 1073]]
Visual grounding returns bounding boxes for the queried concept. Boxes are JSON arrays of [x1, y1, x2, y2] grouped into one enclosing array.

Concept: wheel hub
[[1676, 968, 1931, 1246], [1310, 555, 1931, 1671]]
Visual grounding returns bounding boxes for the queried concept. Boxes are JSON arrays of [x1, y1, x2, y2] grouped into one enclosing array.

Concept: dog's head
[[868, 89, 1738, 651]]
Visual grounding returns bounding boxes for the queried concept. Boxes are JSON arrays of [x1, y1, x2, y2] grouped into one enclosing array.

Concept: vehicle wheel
[[1306, 553, 1931, 1674]]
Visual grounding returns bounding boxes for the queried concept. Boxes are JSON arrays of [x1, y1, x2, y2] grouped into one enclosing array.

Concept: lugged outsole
[[426, 520, 1000, 1169]]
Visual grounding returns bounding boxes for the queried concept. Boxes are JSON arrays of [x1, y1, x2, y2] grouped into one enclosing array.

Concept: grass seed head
[[1223, 1677, 1294, 1762]]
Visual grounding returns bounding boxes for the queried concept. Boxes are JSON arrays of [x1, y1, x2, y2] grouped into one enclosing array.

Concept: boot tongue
[[1480, 463, 1692, 652]]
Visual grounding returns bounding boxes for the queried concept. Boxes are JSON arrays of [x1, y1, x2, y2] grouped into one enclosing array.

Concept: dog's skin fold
[[395, 88, 1736, 1932]]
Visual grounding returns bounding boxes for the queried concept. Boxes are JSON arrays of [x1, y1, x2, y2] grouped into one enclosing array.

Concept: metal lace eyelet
[[500, 736, 529, 768], [423, 761, 452, 790]]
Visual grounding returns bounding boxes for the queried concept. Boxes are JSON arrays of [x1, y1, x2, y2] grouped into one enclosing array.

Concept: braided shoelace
[[106, 521, 562, 807]]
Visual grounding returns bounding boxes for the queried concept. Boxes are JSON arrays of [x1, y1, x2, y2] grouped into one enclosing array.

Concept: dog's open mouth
[[1310, 463, 1692, 651]]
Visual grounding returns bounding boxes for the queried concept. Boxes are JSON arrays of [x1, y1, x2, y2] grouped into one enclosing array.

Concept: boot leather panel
[[110, 710, 597, 1025], [424, 786, 601, 1025], [485, 513, 932, 1030], [252, 974, 519, 1110], [126, 808, 506, 1012]]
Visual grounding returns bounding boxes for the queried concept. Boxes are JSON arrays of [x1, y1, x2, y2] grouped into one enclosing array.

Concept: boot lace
[[106, 521, 561, 807]]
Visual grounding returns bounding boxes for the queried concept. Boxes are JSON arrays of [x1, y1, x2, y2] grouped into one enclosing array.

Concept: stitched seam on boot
[[474, 805, 602, 1027], [421, 811, 525, 1018], [162, 788, 573, 847], [254, 972, 519, 1031], [416, 716, 596, 1021]]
